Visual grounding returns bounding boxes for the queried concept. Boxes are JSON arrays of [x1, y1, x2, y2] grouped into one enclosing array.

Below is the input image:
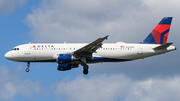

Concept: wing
[[73, 35, 109, 59]]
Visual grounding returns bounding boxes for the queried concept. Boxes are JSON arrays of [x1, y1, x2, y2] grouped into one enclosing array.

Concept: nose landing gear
[[26, 62, 30, 72]]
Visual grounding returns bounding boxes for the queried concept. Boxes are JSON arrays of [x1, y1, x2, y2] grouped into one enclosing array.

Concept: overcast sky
[[0, 0, 180, 101]]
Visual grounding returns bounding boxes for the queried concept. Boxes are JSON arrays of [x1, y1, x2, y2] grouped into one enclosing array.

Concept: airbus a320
[[5, 17, 176, 75]]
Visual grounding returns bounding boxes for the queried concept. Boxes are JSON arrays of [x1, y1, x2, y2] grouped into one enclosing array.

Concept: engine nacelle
[[57, 63, 79, 71], [57, 54, 77, 63]]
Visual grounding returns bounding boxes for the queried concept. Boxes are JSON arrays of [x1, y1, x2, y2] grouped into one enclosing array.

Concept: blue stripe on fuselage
[[87, 57, 132, 63]]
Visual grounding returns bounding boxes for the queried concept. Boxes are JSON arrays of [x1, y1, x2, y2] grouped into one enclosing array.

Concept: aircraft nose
[[5, 52, 11, 59]]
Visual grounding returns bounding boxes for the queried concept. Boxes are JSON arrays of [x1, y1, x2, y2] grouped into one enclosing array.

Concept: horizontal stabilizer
[[153, 42, 173, 50]]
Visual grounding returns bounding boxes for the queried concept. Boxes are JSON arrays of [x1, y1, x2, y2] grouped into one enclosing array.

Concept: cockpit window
[[12, 48, 19, 51]]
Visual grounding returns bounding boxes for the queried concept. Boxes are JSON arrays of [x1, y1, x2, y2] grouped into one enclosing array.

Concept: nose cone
[[5, 52, 11, 60]]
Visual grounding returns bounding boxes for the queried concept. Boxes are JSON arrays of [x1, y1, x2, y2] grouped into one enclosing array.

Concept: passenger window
[[17, 48, 19, 50]]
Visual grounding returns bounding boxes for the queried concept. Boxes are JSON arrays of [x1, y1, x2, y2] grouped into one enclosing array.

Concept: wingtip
[[104, 35, 109, 40]]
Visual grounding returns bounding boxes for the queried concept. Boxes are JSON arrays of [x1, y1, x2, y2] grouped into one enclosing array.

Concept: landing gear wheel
[[26, 68, 30, 72], [83, 65, 89, 70], [83, 69, 88, 75], [83, 65, 89, 75], [26, 62, 30, 72]]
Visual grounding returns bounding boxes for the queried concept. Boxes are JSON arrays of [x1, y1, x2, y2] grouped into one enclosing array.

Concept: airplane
[[5, 17, 176, 75]]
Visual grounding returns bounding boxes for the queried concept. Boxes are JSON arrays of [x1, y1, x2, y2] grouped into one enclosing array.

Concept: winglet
[[104, 35, 109, 40]]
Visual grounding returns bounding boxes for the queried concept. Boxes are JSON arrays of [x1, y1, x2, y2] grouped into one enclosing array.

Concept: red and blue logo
[[141, 17, 172, 44]]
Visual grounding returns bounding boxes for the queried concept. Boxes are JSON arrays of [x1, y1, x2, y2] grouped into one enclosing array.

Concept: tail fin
[[141, 17, 173, 44]]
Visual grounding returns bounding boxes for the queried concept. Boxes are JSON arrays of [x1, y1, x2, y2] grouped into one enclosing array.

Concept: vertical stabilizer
[[141, 17, 173, 44]]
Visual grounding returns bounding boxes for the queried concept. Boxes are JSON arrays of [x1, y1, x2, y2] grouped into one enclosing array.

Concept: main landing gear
[[83, 65, 89, 75], [81, 57, 89, 75], [26, 62, 30, 72]]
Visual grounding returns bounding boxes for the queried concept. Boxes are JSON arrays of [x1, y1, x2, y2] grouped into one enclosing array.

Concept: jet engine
[[57, 63, 79, 71], [57, 54, 78, 63]]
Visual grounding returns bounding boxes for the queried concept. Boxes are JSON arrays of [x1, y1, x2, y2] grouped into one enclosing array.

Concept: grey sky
[[0, 0, 27, 14], [26, 0, 180, 43]]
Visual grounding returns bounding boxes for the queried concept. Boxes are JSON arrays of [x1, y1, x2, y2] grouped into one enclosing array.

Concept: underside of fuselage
[[12, 57, 133, 63]]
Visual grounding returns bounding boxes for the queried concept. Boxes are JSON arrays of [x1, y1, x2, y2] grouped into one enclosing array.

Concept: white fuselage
[[4, 42, 176, 63]]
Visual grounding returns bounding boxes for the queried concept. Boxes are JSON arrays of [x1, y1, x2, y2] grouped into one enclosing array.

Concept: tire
[[83, 69, 88, 75], [83, 65, 89, 70], [26, 68, 29, 72]]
